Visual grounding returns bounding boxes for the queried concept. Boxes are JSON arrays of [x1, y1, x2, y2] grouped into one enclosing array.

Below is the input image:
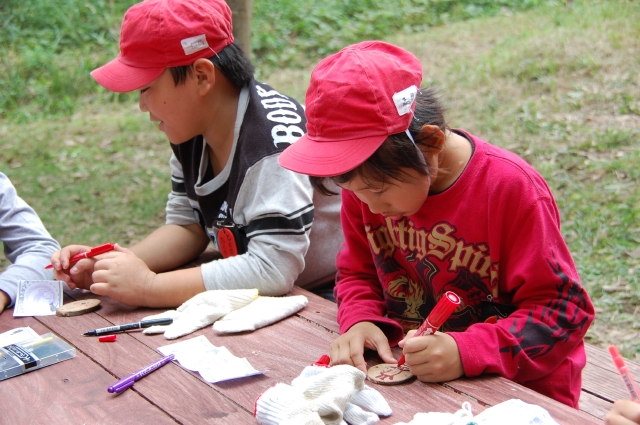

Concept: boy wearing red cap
[[278, 41, 594, 407], [50, 0, 342, 306]]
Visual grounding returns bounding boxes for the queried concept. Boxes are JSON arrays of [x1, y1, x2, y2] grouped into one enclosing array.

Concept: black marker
[[83, 318, 173, 336]]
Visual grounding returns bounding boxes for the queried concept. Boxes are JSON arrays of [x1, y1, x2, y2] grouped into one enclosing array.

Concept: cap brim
[[279, 133, 387, 177], [90, 57, 165, 93]]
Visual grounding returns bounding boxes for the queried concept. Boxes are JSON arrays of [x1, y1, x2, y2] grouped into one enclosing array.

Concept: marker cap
[[99, 334, 117, 342], [108, 380, 134, 394], [609, 345, 626, 369], [312, 354, 331, 367], [429, 292, 461, 328]]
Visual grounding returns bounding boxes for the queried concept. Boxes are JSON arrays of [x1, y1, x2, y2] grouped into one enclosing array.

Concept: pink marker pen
[[609, 344, 640, 402]]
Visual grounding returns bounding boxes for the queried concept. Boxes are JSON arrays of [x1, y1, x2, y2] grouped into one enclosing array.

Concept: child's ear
[[192, 58, 216, 95], [418, 124, 445, 152]]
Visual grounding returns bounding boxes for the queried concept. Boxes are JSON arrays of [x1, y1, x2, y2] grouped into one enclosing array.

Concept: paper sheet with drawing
[[158, 335, 264, 383], [13, 280, 63, 317]]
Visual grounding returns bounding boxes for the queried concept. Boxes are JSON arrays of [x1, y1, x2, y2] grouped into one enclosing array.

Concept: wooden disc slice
[[56, 299, 101, 317], [366, 363, 415, 385]]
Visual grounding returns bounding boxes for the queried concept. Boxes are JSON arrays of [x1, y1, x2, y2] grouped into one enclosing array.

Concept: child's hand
[[89, 244, 156, 307], [330, 321, 397, 373], [398, 331, 464, 382], [0, 290, 9, 314], [605, 400, 640, 425], [51, 244, 97, 290]]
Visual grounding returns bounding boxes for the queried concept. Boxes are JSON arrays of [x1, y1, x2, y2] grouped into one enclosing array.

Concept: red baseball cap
[[278, 41, 423, 177], [91, 0, 234, 93]]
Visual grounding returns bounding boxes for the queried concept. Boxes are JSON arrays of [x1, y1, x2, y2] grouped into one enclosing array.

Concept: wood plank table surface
[[0, 285, 612, 424]]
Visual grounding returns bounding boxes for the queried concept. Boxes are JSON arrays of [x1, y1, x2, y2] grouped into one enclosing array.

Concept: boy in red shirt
[[278, 40, 595, 407]]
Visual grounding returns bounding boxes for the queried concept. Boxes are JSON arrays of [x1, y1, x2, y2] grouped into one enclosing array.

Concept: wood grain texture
[[59, 297, 482, 423], [55, 298, 101, 316], [54, 290, 485, 423], [585, 343, 640, 382], [290, 285, 340, 333], [579, 391, 615, 421], [582, 361, 633, 403], [0, 316, 179, 425], [446, 375, 603, 424], [581, 343, 640, 408], [1, 287, 617, 424], [291, 287, 615, 422], [34, 307, 255, 424]]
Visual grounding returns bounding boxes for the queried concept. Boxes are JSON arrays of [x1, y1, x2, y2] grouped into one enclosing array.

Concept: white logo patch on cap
[[393, 85, 418, 116], [181, 34, 209, 55]]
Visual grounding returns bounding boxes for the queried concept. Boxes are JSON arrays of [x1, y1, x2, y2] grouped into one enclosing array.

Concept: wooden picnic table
[[0, 285, 622, 424]]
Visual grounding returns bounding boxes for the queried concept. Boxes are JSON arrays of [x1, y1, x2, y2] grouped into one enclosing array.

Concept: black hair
[[168, 41, 255, 89], [311, 87, 449, 195]]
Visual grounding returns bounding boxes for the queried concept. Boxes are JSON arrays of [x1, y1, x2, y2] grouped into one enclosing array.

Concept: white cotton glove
[[393, 399, 559, 425], [254, 382, 327, 425], [255, 364, 366, 425], [255, 361, 392, 425], [141, 289, 258, 339], [291, 364, 392, 425], [212, 295, 308, 333], [393, 402, 473, 425], [470, 399, 559, 425], [343, 385, 393, 425]]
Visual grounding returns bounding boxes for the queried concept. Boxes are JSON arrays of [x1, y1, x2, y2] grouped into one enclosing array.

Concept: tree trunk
[[225, 0, 253, 60]]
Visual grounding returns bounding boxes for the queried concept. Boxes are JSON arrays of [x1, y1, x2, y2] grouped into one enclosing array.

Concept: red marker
[[398, 291, 461, 367], [45, 243, 115, 269], [609, 344, 640, 402], [99, 334, 117, 342], [312, 354, 331, 367]]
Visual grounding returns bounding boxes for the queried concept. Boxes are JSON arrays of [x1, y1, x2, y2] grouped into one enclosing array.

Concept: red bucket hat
[[278, 41, 423, 177], [91, 0, 234, 93]]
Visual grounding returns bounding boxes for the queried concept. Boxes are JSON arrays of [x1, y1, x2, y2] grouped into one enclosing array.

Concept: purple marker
[[108, 354, 175, 393], [112, 381, 134, 394]]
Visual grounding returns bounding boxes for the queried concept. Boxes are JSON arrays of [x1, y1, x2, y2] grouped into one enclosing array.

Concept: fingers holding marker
[[48, 244, 90, 270], [47, 243, 115, 270]]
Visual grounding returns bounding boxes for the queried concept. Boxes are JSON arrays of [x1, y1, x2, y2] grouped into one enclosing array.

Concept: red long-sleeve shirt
[[335, 130, 594, 408]]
